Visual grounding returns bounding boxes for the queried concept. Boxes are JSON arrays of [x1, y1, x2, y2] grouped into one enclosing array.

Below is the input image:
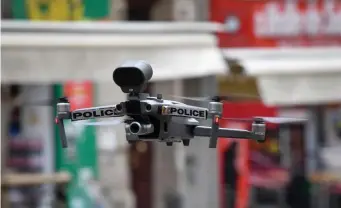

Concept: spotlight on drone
[[113, 60, 153, 94]]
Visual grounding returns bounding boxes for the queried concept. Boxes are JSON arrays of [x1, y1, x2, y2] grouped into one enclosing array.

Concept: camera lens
[[129, 122, 141, 134]]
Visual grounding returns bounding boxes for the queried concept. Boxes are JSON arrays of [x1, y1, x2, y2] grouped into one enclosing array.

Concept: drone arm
[[193, 126, 257, 140], [70, 106, 124, 121], [56, 104, 123, 148]]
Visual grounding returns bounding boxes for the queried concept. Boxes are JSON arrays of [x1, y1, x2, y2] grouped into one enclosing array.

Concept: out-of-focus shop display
[[2, 6, 227, 208], [317, 106, 341, 208], [10, 0, 110, 20], [1, 1, 114, 207], [1, 85, 57, 207], [218, 102, 294, 208], [212, 0, 341, 208], [212, 0, 341, 105]]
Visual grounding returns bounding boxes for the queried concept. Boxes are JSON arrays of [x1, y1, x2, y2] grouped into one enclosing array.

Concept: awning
[[1, 21, 227, 84], [223, 47, 341, 106]]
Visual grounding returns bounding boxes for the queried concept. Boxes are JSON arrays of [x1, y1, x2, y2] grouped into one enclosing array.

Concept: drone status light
[[214, 116, 219, 124]]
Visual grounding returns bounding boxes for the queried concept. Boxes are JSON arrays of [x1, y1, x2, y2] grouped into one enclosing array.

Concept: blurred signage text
[[211, 0, 341, 47]]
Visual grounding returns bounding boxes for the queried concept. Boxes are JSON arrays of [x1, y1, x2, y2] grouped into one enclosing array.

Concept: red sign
[[64, 81, 93, 110], [210, 0, 341, 47]]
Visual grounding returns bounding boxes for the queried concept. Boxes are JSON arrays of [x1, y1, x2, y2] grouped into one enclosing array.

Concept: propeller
[[73, 118, 125, 127], [221, 116, 307, 124], [13, 96, 69, 106], [170, 93, 260, 103]]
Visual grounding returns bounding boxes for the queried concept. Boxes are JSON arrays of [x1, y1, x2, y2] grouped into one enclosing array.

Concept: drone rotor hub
[[208, 101, 223, 116], [57, 102, 70, 114]]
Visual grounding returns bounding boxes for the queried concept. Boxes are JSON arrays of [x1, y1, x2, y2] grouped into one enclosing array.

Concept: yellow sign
[[268, 140, 279, 153], [26, 0, 84, 20]]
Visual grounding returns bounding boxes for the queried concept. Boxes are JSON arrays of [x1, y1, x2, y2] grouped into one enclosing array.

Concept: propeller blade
[[169, 95, 209, 102], [74, 119, 124, 126], [13, 97, 68, 106], [10, 87, 68, 107], [221, 117, 307, 124], [12, 99, 53, 106], [31, 99, 57, 106], [221, 118, 253, 122], [257, 117, 307, 124], [169, 93, 260, 102]]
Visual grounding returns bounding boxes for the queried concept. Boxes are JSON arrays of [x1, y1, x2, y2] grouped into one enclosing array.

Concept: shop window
[[252, 128, 281, 205], [8, 85, 21, 137], [285, 124, 311, 208], [127, 0, 158, 21], [8, 107, 21, 137], [6, 85, 45, 207], [222, 141, 238, 208], [289, 124, 306, 174], [1, 0, 13, 19]]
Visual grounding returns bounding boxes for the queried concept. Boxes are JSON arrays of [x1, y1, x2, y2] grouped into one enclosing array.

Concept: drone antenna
[[208, 101, 223, 148]]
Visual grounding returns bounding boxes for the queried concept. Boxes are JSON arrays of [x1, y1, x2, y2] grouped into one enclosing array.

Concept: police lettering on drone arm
[[169, 107, 207, 119], [71, 107, 116, 121]]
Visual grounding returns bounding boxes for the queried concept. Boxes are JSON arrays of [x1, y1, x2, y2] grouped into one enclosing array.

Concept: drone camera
[[113, 61, 153, 93], [129, 122, 141, 134], [127, 122, 154, 135]]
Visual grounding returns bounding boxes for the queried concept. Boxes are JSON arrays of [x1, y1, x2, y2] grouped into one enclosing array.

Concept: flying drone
[[55, 61, 306, 148]]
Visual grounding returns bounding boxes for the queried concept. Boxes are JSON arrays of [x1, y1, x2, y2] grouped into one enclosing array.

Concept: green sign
[[12, 0, 110, 20], [54, 83, 99, 208]]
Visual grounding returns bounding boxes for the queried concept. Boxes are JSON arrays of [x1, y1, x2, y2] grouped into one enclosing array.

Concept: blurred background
[[1, 0, 341, 208]]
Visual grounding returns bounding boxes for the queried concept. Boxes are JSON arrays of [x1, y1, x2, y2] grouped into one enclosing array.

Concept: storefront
[[211, 0, 341, 208], [1, 20, 227, 208]]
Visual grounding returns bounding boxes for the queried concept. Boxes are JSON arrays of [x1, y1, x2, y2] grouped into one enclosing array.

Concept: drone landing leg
[[56, 118, 68, 148], [209, 116, 220, 148]]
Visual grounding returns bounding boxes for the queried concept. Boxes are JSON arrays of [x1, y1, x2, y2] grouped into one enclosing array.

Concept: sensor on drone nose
[[113, 60, 153, 93]]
